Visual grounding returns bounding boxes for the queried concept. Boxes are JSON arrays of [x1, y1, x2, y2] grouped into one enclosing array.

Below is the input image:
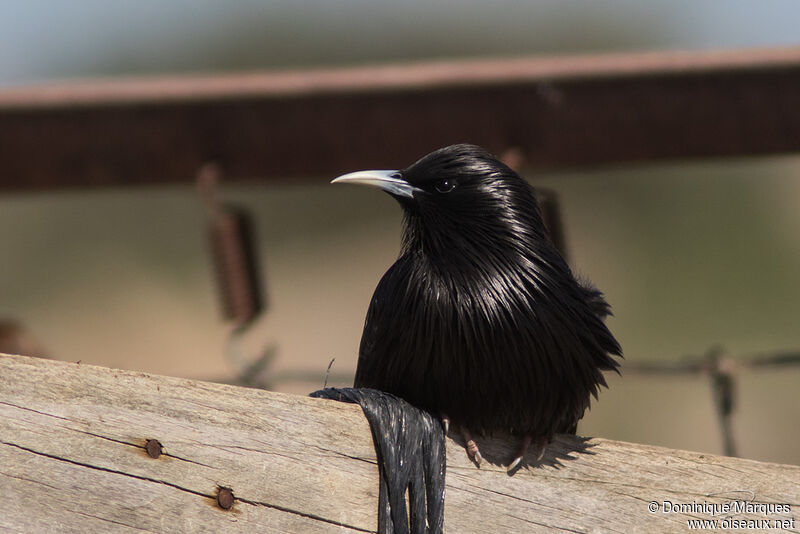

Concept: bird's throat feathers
[[399, 180, 553, 275], [394, 153, 577, 335]]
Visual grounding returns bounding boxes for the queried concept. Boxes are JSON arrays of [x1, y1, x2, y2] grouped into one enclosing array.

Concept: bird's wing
[[354, 257, 410, 389]]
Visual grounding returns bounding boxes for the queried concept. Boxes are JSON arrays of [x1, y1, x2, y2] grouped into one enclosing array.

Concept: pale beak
[[331, 170, 421, 199]]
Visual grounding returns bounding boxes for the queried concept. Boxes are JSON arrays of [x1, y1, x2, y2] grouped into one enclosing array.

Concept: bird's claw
[[461, 428, 482, 467], [466, 439, 483, 466], [507, 435, 548, 473], [535, 440, 547, 461]]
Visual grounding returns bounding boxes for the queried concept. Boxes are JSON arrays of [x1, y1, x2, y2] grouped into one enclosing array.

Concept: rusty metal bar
[[2, 46, 800, 191]]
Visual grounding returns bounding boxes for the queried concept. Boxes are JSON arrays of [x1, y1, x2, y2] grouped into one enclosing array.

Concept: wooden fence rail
[[1, 353, 798, 533]]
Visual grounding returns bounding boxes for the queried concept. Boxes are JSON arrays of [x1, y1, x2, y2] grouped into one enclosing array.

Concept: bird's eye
[[434, 179, 456, 193]]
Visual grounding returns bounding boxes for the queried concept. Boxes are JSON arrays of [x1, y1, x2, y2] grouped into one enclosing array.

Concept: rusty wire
[[624, 347, 800, 457]]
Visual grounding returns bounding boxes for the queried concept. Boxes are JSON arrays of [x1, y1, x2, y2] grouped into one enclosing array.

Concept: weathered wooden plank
[[1, 353, 798, 533], [2, 46, 800, 191]]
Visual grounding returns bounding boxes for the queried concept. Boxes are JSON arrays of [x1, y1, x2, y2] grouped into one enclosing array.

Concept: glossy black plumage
[[350, 144, 621, 442]]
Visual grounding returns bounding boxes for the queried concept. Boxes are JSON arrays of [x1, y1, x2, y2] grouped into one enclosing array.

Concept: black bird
[[333, 144, 621, 470]]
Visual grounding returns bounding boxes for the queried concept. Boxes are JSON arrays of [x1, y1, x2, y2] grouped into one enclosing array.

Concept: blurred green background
[[1, 1, 799, 465]]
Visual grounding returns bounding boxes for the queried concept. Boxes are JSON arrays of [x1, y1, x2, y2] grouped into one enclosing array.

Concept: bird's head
[[332, 144, 547, 260]]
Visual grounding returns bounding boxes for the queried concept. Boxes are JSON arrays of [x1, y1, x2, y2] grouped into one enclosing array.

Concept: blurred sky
[[2, 0, 800, 86]]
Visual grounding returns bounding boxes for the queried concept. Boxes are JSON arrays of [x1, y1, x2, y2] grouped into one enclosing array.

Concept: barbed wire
[[624, 346, 800, 457]]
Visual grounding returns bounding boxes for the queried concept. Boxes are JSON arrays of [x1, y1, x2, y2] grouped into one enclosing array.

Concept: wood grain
[[1, 353, 798, 533]]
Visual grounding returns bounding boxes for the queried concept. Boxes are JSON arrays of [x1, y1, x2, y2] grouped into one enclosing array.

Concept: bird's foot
[[440, 414, 450, 434], [507, 435, 547, 473], [461, 428, 483, 467], [507, 436, 531, 472]]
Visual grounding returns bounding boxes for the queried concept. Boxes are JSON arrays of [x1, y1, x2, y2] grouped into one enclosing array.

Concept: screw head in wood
[[145, 439, 162, 459], [217, 487, 234, 510]]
